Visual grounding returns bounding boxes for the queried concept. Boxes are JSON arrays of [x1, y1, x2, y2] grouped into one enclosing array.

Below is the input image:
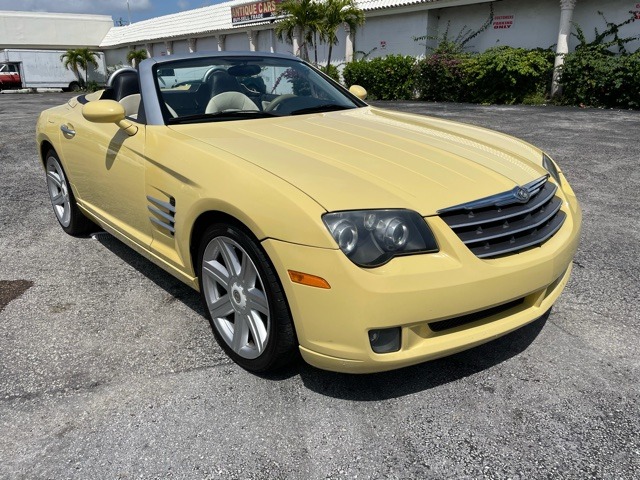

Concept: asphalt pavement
[[1, 92, 638, 479]]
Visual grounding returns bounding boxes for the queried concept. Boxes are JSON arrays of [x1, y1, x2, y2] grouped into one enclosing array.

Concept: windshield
[[154, 56, 360, 123]]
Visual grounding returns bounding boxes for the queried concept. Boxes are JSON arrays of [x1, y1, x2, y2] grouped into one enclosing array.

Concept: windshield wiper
[[289, 104, 354, 116], [167, 110, 278, 124]]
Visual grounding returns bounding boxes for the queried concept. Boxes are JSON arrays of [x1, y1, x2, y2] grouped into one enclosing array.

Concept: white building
[[1, 0, 638, 70], [97, 0, 639, 68]]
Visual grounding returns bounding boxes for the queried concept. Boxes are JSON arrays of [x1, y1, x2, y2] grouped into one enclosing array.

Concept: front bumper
[[262, 179, 582, 373]]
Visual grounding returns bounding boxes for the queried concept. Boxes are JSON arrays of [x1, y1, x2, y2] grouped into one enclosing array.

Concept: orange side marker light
[[288, 270, 331, 289]]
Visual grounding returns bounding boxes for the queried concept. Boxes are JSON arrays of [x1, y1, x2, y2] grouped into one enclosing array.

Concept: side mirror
[[82, 100, 137, 135], [349, 85, 367, 101]]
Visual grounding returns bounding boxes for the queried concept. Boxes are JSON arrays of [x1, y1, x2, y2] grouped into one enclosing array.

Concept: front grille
[[428, 298, 525, 332], [438, 176, 566, 258]]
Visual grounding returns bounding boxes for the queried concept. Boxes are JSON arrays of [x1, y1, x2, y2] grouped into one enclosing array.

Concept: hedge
[[342, 55, 415, 100], [341, 46, 638, 109], [560, 47, 640, 109]]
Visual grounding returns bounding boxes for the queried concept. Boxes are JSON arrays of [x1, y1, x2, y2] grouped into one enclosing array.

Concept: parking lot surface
[[1, 93, 638, 479]]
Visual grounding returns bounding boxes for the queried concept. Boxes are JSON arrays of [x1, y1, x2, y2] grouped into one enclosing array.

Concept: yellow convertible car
[[36, 52, 581, 373]]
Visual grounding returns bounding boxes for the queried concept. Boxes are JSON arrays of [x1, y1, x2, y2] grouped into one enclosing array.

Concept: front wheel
[[45, 150, 95, 236], [197, 224, 297, 372]]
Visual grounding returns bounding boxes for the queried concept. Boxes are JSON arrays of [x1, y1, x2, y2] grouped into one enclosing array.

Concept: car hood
[[169, 106, 548, 215]]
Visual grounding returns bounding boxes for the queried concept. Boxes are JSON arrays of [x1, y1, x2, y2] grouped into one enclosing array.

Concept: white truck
[[0, 49, 107, 91]]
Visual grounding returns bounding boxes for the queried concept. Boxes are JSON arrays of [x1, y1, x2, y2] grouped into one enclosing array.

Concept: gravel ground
[[0, 92, 638, 479]]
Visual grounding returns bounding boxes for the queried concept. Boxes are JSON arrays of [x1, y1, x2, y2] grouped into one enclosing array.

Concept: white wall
[[151, 42, 167, 56], [355, 11, 430, 59], [257, 30, 275, 53], [196, 36, 219, 52], [105, 47, 129, 68], [423, 0, 639, 54], [572, 0, 640, 52], [225, 32, 249, 51], [274, 35, 294, 55], [0, 11, 113, 49], [172, 39, 190, 55]]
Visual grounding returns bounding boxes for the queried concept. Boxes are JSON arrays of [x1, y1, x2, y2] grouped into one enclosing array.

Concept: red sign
[[493, 15, 515, 30], [635, 3, 640, 20], [231, 0, 282, 25]]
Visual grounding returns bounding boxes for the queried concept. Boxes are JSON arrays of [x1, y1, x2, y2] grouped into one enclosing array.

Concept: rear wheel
[[67, 81, 81, 92], [45, 150, 95, 236], [197, 223, 297, 372]]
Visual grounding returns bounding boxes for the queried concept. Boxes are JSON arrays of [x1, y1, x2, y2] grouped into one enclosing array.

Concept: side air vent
[[147, 195, 175, 235]]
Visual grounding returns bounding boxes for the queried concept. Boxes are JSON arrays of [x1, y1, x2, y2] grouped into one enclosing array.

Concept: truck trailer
[[0, 49, 107, 91]]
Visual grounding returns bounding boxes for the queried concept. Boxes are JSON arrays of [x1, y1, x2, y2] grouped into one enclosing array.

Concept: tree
[[76, 48, 100, 87], [127, 48, 148, 68], [60, 49, 84, 86], [318, 0, 364, 69], [275, 0, 322, 61], [61, 48, 99, 87]]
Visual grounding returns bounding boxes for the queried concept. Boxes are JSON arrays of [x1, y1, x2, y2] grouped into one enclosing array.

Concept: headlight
[[542, 153, 562, 185], [323, 209, 438, 267]]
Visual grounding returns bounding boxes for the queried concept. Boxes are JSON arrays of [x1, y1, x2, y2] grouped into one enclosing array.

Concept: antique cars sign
[[231, 0, 282, 25]]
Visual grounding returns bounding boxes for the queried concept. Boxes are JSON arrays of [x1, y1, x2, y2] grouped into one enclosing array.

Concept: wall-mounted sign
[[493, 15, 515, 30], [231, 0, 282, 25], [380, 40, 387, 50], [634, 3, 640, 20]]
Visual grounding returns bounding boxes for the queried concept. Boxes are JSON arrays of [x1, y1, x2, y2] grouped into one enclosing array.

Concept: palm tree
[[319, 0, 364, 69], [60, 49, 84, 86], [76, 48, 100, 87], [61, 48, 99, 87], [275, 0, 322, 61], [127, 48, 148, 68]]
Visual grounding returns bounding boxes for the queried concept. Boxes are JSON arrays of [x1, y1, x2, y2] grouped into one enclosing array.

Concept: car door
[[58, 104, 152, 248], [0, 63, 21, 88]]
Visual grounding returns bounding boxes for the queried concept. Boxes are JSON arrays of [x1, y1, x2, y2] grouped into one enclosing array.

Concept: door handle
[[60, 124, 76, 137]]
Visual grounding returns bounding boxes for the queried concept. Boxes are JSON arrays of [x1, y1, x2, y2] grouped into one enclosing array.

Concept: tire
[[197, 223, 297, 372], [45, 150, 95, 236], [68, 82, 81, 92]]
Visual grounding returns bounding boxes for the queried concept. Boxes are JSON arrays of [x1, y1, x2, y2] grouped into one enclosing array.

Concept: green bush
[[320, 63, 341, 83], [343, 55, 416, 100], [85, 80, 100, 92], [463, 46, 555, 104], [414, 52, 470, 102], [560, 47, 640, 108]]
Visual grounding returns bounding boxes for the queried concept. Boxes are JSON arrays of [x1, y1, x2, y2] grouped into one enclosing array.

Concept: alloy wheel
[[46, 155, 71, 228], [201, 236, 271, 360]]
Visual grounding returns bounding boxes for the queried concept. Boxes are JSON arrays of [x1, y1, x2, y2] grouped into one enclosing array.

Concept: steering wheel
[[264, 94, 297, 112]]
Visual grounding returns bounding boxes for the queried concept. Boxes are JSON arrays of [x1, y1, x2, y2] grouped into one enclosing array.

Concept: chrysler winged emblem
[[514, 186, 530, 203], [438, 175, 549, 213]]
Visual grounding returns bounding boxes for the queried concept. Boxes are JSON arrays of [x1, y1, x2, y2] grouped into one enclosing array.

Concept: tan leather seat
[[119, 94, 178, 119], [119, 93, 141, 118], [205, 92, 259, 113]]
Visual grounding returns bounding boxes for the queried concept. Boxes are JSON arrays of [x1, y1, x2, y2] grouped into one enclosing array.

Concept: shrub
[[320, 63, 341, 83], [559, 12, 640, 108], [560, 47, 640, 108], [463, 46, 554, 104], [414, 52, 470, 102], [343, 55, 416, 100], [85, 80, 100, 92]]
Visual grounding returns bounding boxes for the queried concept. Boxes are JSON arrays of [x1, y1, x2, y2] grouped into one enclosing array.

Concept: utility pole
[[127, 0, 132, 25]]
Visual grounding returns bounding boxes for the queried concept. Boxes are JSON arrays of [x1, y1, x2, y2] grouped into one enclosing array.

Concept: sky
[[0, 0, 225, 24]]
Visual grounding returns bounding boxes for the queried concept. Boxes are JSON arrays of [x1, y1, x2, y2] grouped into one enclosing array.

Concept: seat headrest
[[109, 70, 140, 102], [208, 70, 242, 96]]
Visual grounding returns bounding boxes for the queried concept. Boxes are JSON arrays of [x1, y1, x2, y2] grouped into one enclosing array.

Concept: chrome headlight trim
[[543, 153, 562, 185], [323, 209, 439, 268]]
